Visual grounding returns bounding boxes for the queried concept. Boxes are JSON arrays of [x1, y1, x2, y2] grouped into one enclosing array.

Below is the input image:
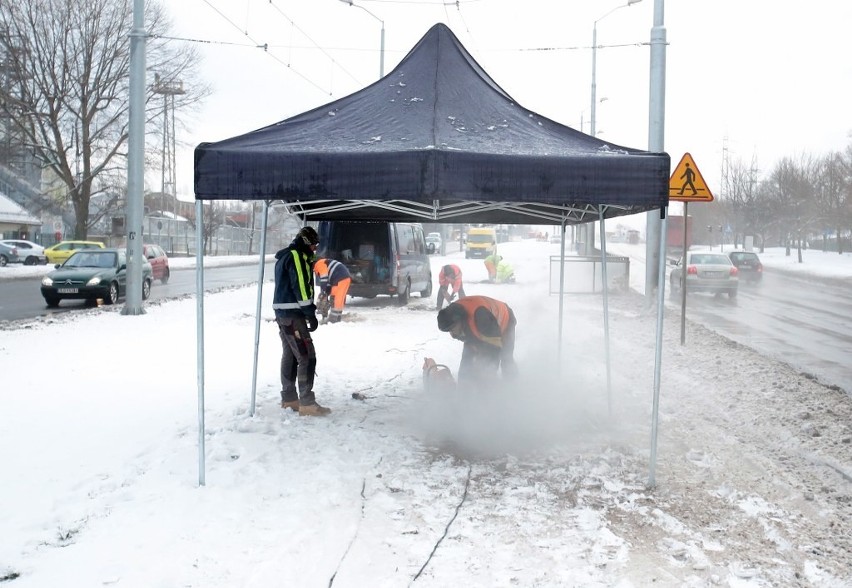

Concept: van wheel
[[397, 283, 410, 306], [420, 277, 432, 298]]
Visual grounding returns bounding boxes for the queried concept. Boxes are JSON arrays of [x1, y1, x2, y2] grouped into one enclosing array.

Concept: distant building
[[0, 191, 42, 240]]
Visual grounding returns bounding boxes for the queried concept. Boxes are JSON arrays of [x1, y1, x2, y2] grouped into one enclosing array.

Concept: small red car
[[142, 244, 170, 283]]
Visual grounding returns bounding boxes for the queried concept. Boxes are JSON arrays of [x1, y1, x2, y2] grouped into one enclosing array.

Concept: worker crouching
[[436, 295, 518, 387], [437, 264, 466, 310], [314, 257, 352, 323]]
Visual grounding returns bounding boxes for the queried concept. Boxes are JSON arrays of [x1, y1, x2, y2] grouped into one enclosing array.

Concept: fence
[[26, 215, 285, 257], [140, 216, 286, 257], [548, 255, 630, 294]]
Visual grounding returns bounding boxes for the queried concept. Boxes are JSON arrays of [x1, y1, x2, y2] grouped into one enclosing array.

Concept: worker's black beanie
[[437, 304, 465, 331]]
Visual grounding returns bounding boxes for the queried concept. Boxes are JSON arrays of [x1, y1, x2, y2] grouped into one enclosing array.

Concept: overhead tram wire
[[171, 1, 640, 101], [155, 32, 331, 97], [191, 0, 363, 96], [266, 0, 356, 79]]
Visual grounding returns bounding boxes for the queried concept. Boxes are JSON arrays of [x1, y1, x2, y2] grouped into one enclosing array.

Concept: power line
[[194, 0, 337, 96], [266, 0, 361, 86]]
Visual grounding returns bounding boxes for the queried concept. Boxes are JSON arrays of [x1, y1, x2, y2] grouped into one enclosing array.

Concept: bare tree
[[814, 151, 849, 253], [764, 154, 823, 262], [720, 155, 771, 248], [186, 201, 226, 255], [0, 0, 207, 239]]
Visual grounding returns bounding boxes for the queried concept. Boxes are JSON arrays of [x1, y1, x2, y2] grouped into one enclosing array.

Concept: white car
[[669, 251, 738, 298], [425, 232, 442, 254], [0, 239, 47, 265]]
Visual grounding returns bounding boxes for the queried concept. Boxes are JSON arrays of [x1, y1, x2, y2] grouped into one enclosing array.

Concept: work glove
[[306, 314, 319, 332]]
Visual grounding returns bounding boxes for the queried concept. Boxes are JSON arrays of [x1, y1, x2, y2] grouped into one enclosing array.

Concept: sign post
[[669, 153, 714, 345]]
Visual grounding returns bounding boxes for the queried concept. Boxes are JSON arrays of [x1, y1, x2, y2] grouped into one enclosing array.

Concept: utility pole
[[123, 0, 146, 315], [644, 0, 666, 305], [153, 74, 184, 255]]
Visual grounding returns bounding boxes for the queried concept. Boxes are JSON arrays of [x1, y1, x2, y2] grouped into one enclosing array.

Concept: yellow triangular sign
[[669, 153, 713, 202]]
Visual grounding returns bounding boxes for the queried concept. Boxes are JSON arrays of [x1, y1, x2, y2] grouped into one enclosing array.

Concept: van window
[[398, 224, 416, 254], [412, 225, 425, 254], [468, 232, 495, 244]]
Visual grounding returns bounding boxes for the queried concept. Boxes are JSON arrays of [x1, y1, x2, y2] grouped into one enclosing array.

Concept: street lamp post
[[585, 0, 641, 255], [338, 0, 385, 79], [591, 0, 642, 137]]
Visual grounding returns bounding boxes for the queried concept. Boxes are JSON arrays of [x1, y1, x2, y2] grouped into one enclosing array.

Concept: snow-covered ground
[[1, 240, 850, 587]]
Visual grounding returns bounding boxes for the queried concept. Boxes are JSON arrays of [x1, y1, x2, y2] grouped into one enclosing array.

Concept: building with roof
[[0, 191, 42, 240]]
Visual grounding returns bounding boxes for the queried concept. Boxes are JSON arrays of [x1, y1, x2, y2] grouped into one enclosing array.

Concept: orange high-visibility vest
[[454, 295, 511, 347]]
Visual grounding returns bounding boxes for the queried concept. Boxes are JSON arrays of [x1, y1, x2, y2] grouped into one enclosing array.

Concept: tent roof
[[194, 23, 669, 225]]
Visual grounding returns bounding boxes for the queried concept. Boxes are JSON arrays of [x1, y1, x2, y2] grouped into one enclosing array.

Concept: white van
[[317, 221, 433, 305]]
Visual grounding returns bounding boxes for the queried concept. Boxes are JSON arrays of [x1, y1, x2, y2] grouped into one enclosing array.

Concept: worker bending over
[[314, 257, 352, 323], [436, 295, 518, 386], [436, 264, 466, 310], [484, 253, 501, 282]]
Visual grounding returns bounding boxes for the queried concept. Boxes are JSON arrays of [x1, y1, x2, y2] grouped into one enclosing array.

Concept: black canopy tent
[[194, 23, 667, 222], [193, 23, 671, 485]]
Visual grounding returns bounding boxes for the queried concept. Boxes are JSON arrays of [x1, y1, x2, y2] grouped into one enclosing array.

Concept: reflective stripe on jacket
[[314, 258, 351, 292], [273, 244, 316, 317]]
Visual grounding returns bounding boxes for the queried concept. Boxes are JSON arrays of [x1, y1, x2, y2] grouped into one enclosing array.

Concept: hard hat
[[298, 226, 320, 246]]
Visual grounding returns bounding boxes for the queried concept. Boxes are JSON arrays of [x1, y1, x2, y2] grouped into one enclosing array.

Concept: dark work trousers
[[457, 311, 517, 386], [276, 315, 317, 405]]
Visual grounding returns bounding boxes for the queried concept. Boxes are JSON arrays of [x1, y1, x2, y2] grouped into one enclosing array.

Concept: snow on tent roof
[[194, 23, 669, 226]]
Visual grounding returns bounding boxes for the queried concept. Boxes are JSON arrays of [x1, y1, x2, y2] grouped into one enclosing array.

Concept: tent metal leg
[[196, 200, 206, 487], [649, 207, 668, 488], [250, 201, 270, 416], [557, 220, 567, 368], [598, 210, 612, 417]]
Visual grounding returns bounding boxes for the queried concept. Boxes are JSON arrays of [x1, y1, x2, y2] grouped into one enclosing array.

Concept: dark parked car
[[40, 248, 153, 307], [143, 243, 170, 283], [669, 251, 739, 298], [727, 250, 763, 282]]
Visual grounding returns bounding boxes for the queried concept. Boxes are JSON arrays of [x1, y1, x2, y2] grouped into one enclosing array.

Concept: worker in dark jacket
[[436, 295, 517, 385], [273, 227, 330, 416], [436, 264, 466, 310], [314, 257, 351, 323]]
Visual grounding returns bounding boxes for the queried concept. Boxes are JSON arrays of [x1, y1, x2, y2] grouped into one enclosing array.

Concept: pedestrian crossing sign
[[669, 152, 714, 202]]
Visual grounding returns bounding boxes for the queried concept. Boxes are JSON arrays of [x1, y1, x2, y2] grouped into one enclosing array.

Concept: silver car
[[670, 251, 738, 298], [0, 242, 23, 266], [0, 239, 47, 265]]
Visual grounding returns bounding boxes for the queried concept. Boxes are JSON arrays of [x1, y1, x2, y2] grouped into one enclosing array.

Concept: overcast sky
[[165, 0, 852, 203]]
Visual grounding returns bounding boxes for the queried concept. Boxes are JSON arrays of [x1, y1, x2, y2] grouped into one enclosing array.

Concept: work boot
[[299, 402, 332, 417], [281, 400, 300, 411]]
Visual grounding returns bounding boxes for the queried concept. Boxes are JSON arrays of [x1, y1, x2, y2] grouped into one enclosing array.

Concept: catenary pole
[[644, 0, 667, 307], [647, 0, 667, 488], [123, 0, 146, 315]]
